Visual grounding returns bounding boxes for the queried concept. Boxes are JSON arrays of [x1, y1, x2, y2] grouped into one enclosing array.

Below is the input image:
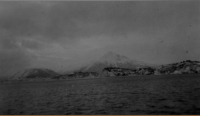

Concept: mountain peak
[[100, 51, 128, 62], [77, 51, 153, 73]]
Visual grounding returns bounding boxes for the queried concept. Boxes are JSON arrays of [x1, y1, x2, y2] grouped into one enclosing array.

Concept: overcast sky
[[0, 1, 200, 77]]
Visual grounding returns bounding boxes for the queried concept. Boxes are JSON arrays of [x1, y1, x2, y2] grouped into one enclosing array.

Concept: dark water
[[0, 74, 200, 115]]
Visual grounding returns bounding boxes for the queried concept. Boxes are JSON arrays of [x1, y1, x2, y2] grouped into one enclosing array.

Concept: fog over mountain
[[0, 1, 200, 77]]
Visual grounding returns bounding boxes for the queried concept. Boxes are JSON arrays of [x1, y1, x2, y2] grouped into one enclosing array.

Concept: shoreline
[[1, 73, 200, 84]]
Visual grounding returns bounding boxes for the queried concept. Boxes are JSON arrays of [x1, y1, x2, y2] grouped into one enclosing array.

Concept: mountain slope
[[10, 68, 60, 80], [79, 51, 153, 73]]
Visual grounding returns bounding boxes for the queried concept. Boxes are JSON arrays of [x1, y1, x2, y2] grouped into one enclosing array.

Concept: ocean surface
[[0, 74, 200, 114]]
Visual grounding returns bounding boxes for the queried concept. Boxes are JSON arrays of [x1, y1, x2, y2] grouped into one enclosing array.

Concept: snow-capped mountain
[[78, 51, 152, 73], [10, 68, 60, 80]]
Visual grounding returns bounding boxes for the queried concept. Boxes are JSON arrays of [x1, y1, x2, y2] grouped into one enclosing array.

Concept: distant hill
[[102, 60, 200, 77], [10, 68, 60, 81], [77, 51, 154, 73], [155, 60, 200, 75], [8, 59, 200, 81], [102, 67, 155, 77]]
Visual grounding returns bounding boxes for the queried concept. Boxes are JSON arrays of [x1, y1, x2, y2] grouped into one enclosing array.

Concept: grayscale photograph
[[0, 0, 200, 115]]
